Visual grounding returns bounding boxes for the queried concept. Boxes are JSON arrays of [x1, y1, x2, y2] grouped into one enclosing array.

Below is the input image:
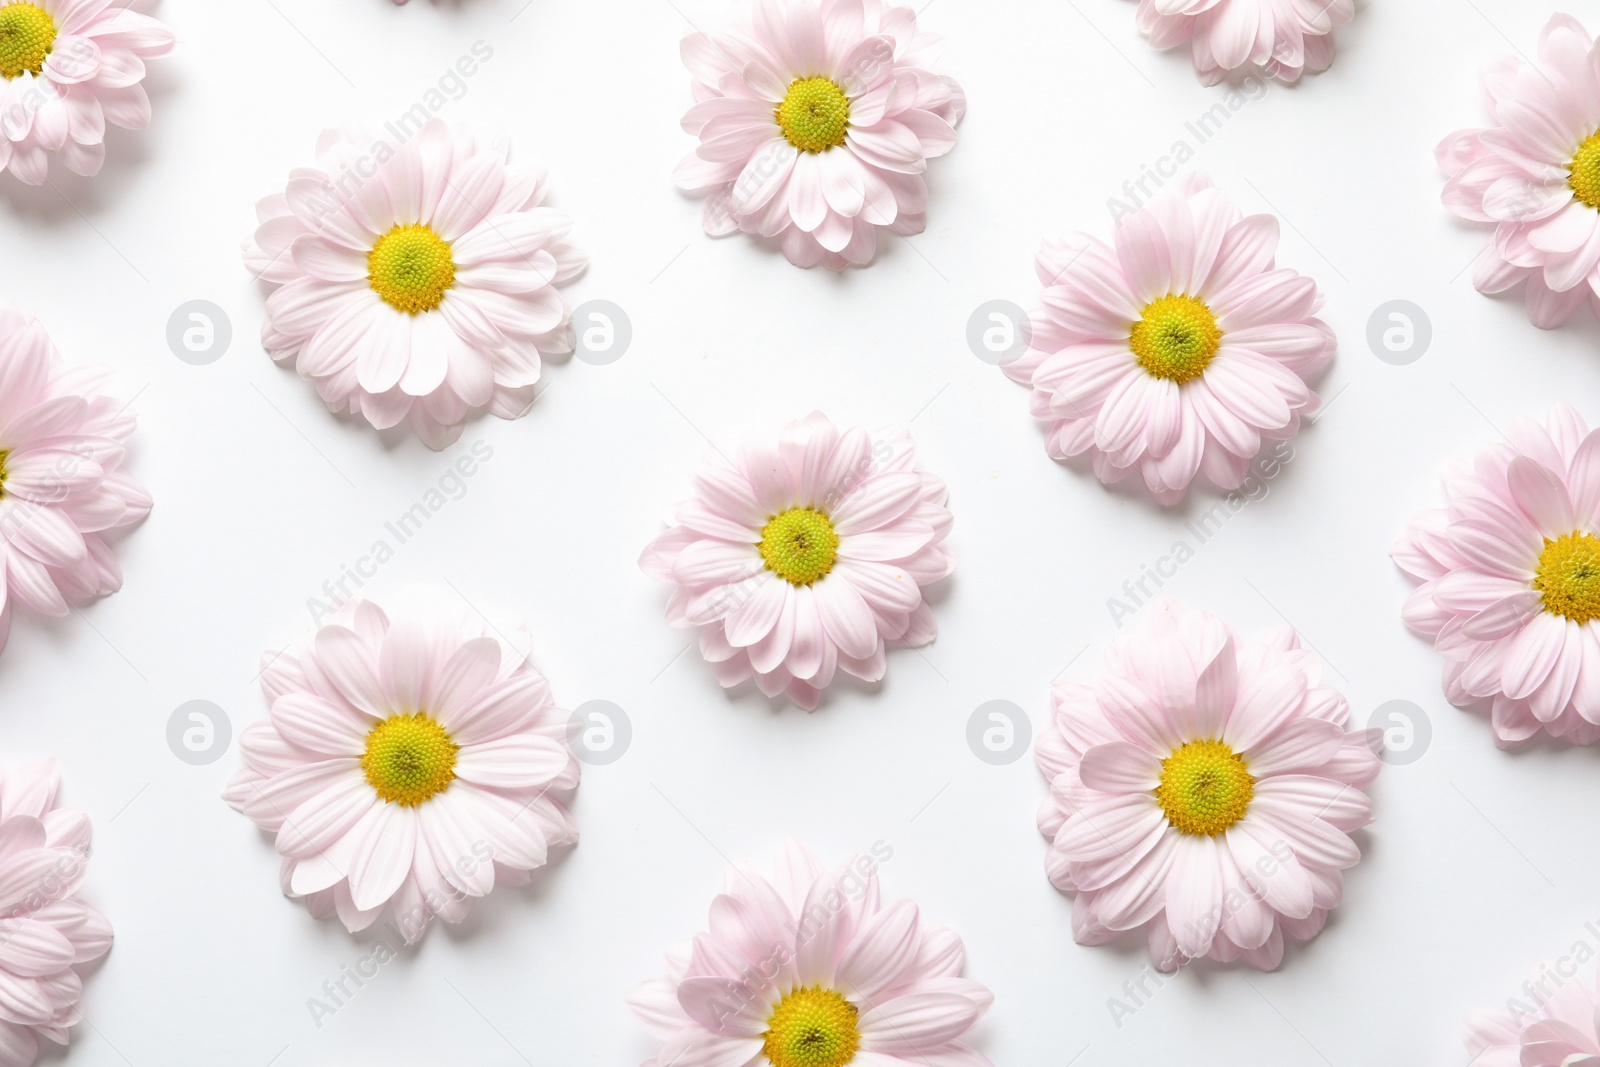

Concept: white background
[[1, 0, 1598, 1064]]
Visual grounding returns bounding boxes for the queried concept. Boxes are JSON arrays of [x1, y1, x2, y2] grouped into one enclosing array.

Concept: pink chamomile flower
[[0, 301, 150, 655], [1001, 173, 1334, 505], [1439, 14, 1600, 330], [243, 119, 587, 450], [629, 840, 993, 1067], [0, 0, 173, 185], [223, 599, 579, 943], [673, 0, 965, 270], [640, 412, 953, 711], [0, 758, 113, 1067], [1036, 601, 1381, 972], [1393, 405, 1600, 749]]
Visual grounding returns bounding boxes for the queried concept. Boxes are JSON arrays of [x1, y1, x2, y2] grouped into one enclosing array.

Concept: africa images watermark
[[1106, 440, 1295, 627], [698, 842, 896, 1035], [306, 839, 497, 1028], [1106, 964, 1171, 1029], [1106, 835, 1295, 1029], [0, 439, 106, 569], [298, 40, 496, 234], [1106, 70, 1271, 222], [1, 843, 89, 935], [0, 37, 95, 135], [306, 440, 495, 625], [1503, 920, 1600, 1027]]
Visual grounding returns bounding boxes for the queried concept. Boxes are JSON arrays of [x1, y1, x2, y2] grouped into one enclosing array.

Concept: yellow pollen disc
[[0, 3, 56, 81], [1130, 294, 1222, 384], [1534, 531, 1600, 623], [0, 450, 10, 498], [775, 77, 851, 153], [759, 507, 839, 586], [1155, 739, 1254, 837], [763, 986, 860, 1067], [367, 223, 456, 314], [1571, 132, 1600, 210], [361, 713, 459, 807]]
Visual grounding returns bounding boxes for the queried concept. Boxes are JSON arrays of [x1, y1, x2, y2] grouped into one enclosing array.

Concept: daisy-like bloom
[[0, 302, 150, 654], [0, 759, 113, 1067], [1134, 0, 1351, 85], [639, 412, 952, 711], [1001, 173, 1334, 505], [0, 0, 173, 185], [1462, 962, 1600, 1067], [223, 600, 580, 942], [1438, 14, 1600, 330], [673, 0, 966, 271], [1035, 601, 1381, 972], [629, 840, 993, 1067], [243, 119, 587, 449], [1392, 406, 1600, 748]]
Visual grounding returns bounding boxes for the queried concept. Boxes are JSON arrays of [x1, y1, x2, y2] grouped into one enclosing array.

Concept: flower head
[[673, 0, 965, 270], [1393, 405, 1600, 748], [0, 759, 112, 1067], [223, 599, 580, 942], [1439, 15, 1600, 330], [1036, 601, 1380, 971], [1002, 173, 1334, 505], [640, 412, 953, 710], [0, 302, 149, 654], [243, 119, 587, 449], [1135, 0, 1352, 85], [0, 0, 173, 184], [629, 841, 993, 1067]]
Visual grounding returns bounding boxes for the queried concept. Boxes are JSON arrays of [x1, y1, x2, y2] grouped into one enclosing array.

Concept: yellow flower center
[[1570, 131, 1600, 210], [1130, 294, 1222, 384], [775, 77, 851, 153], [0, 449, 10, 498], [361, 713, 459, 806], [367, 223, 456, 314], [763, 986, 859, 1067], [759, 507, 839, 586], [0, 3, 55, 80], [1534, 532, 1600, 623], [1155, 739, 1254, 836]]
